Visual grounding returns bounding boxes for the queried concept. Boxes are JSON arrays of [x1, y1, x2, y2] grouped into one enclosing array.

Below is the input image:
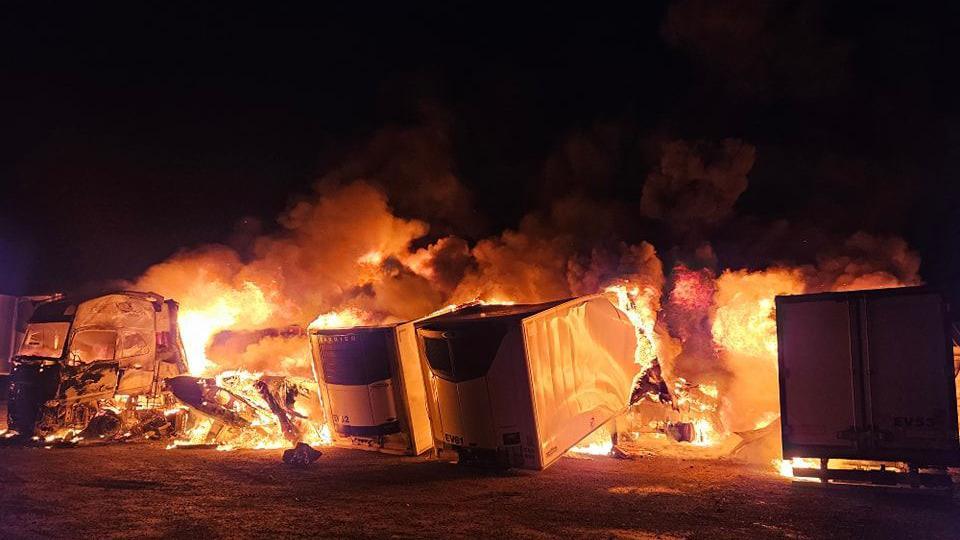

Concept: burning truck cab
[[6, 292, 188, 440]]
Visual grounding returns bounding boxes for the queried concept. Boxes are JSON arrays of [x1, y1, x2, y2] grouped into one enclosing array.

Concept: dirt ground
[[1, 406, 958, 539], [2, 443, 958, 539]]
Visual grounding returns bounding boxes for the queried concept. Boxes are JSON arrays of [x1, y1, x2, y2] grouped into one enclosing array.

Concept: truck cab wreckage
[[5, 292, 189, 444], [3, 291, 326, 461]]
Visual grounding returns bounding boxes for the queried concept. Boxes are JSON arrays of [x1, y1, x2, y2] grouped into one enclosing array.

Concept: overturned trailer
[[309, 320, 434, 456], [776, 286, 960, 488], [417, 294, 640, 470], [6, 292, 188, 439]]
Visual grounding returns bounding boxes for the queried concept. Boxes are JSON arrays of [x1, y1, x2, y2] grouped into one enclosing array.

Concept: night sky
[[1, 3, 958, 305]]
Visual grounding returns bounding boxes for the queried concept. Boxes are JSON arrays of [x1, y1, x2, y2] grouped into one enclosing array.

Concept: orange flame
[[569, 427, 614, 455], [307, 308, 368, 330], [710, 268, 805, 360], [178, 281, 275, 375], [167, 369, 332, 451], [773, 457, 822, 478], [604, 283, 659, 371]]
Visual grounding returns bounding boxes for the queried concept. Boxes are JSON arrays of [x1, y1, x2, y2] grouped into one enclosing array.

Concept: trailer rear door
[[778, 297, 858, 452], [864, 292, 958, 453], [778, 287, 960, 465]]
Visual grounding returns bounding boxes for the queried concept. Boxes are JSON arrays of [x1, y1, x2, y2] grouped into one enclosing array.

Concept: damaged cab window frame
[[17, 321, 71, 359]]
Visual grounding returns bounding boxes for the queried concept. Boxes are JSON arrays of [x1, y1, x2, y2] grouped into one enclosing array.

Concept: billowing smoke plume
[[806, 232, 921, 292], [314, 106, 480, 236], [134, 181, 449, 373], [136, 181, 435, 328], [134, 178, 667, 375], [626, 130, 925, 448], [640, 139, 755, 235], [449, 197, 663, 304]]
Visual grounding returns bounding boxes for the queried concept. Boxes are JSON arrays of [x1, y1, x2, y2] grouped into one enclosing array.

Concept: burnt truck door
[[66, 294, 168, 399], [115, 326, 156, 395], [8, 319, 71, 433], [58, 294, 160, 403], [60, 327, 120, 403], [114, 296, 188, 395], [153, 299, 188, 384]]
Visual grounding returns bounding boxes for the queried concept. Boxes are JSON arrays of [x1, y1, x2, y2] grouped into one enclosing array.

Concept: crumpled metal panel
[[73, 294, 155, 331], [60, 361, 119, 402], [522, 295, 639, 469]]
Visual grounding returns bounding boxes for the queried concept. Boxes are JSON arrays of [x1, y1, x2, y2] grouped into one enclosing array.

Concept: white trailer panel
[[418, 294, 638, 470], [310, 318, 439, 456], [777, 287, 960, 466]]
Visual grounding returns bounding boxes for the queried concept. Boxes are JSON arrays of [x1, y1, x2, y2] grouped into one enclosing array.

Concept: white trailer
[[417, 294, 639, 470], [776, 287, 960, 487], [309, 320, 434, 456]]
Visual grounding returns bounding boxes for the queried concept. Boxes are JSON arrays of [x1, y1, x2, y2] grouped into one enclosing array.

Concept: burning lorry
[[6, 292, 189, 442]]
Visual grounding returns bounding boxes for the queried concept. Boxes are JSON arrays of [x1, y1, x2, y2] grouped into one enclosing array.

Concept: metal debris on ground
[[282, 442, 323, 466]]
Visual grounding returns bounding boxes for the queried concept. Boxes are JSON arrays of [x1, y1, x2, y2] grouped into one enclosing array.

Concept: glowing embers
[[774, 457, 822, 478], [670, 378, 722, 446], [569, 427, 614, 456], [772, 458, 953, 490]]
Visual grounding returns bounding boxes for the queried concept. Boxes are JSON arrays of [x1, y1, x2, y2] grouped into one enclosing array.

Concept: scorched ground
[[1, 410, 957, 539]]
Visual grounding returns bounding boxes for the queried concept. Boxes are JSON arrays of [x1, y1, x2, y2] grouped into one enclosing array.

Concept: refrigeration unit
[[776, 286, 960, 488], [309, 320, 434, 456], [416, 294, 640, 470]]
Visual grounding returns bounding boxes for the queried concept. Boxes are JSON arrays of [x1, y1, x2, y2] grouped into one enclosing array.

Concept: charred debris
[[1, 292, 324, 463]]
